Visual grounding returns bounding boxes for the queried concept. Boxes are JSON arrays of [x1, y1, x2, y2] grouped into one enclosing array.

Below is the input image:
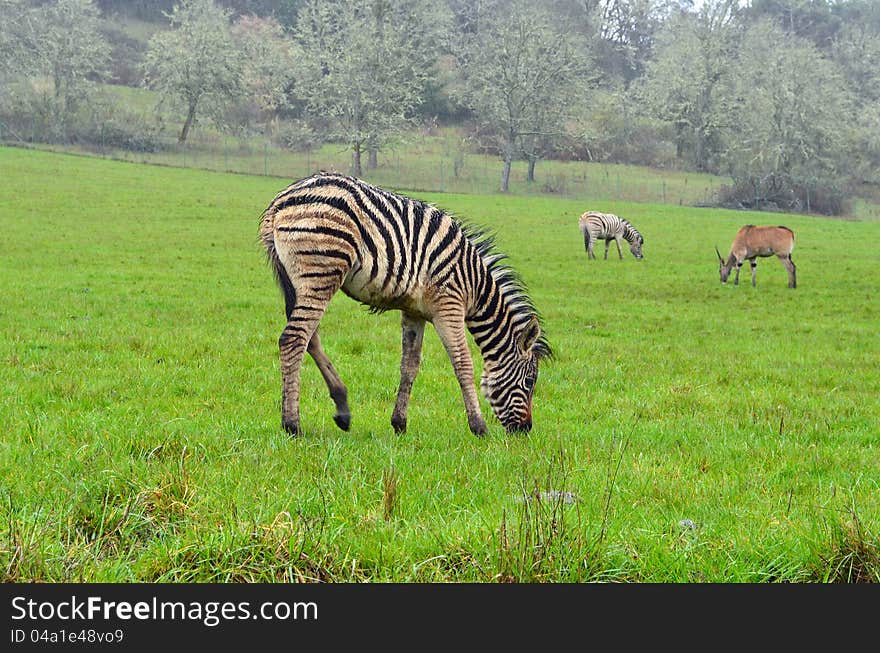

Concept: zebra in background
[[259, 172, 551, 437], [579, 211, 644, 260]]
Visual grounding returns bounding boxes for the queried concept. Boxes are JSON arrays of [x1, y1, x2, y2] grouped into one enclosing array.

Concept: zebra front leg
[[615, 236, 624, 259], [604, 238, 611, 260], [307, 328, 351, 431], [391, 314, 426, 434], [432, 311, 487, 436], [750, 259, 758, 287]]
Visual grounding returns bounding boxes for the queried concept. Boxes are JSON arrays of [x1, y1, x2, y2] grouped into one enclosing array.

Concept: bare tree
[[232, 15, 297, 116], [519, 93, 577, 184], [1, 0, 110, 136], [0, 1, 31, 80], [831, 22, 880, 189], [455, 0, 585, 192], [228, 14, 298, 134], [635, 0, 740, 171], [143, 0, 243, 143], [293, 0, 447, 177], [718, 19, 854, 212]]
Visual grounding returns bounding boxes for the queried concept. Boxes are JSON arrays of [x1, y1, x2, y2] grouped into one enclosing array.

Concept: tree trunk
[[52, 72, 68, 139], [368, 147, 378, 169], [695, 126, 707, 172], [527, 157, 537, 182], [501, 158, 512, 192], [352, 143, 363, 177], [179, 101, 198, 144], [500, 132, 515, 192]]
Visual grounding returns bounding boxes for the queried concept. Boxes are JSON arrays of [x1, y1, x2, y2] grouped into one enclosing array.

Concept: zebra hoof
[[469, 416, 488, 437], [333, 412, 351, 431], [282, 417, 300, 437]]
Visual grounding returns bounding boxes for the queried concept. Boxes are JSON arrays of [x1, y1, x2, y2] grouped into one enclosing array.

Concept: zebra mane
[[623, 220, 643, 242], [457, 220, 552, 361]]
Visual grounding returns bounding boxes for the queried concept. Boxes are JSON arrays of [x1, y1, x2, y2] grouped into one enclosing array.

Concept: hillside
[[3, 0, 879, 218]]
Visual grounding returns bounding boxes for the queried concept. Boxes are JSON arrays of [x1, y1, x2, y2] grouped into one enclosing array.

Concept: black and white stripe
[[579, 211, 644, 260], [259, 172, 551, 437]]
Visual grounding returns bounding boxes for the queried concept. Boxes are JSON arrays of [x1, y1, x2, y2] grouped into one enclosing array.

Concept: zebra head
[[479, 316, 548, 433], [630, 235, 644, 259]]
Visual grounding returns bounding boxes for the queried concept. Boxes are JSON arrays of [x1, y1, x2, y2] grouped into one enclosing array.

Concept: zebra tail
[[260, 207, 297, 320], [581, 225, 591, 252]]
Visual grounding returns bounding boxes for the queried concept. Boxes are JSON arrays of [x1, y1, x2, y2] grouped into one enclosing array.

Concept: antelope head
[[715, 246, 732, 283]]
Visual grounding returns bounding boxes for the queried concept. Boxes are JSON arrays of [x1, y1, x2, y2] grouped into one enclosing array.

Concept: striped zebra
[[259, 172, 551, 437], [579, 211, 644, 260]]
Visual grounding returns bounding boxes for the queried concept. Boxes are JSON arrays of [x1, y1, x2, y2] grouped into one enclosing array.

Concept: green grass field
[[1, 146, 878, 582]]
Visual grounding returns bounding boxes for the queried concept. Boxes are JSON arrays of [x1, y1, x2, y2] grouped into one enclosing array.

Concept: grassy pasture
[[43, 127, 731, 209], [19, 93, 742, 214], [1, 146, 878, 582]]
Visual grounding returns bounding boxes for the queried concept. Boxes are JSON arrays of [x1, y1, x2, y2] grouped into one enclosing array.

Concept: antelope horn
[[714, 246, 723, 262]]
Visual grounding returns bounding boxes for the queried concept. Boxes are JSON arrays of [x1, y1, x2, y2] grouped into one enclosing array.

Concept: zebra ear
[[517, 316, 541, 353]]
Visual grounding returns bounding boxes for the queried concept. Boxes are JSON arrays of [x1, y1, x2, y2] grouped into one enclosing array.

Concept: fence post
[[264, 142, 268, 176]]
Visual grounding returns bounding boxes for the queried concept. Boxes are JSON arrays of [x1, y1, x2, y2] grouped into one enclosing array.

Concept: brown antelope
[[715, 225, 796, 289]]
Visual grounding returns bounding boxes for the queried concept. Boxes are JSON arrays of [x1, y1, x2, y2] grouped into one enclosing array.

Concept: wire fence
[[3, 117, 878, 220]]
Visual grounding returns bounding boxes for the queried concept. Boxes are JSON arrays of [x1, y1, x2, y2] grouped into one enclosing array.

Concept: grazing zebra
[[578, 211, 644, 260], [259, 172, 551, 437]]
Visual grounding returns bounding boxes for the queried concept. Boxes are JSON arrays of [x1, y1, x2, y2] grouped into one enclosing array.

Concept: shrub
[[715, 174, 851, 216], [66, 94, 165, 152], [272, 120, 321, 152]]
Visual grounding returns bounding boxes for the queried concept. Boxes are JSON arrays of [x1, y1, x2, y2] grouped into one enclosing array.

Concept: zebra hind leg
[[582, 228, 595, 260], [307, 328, 351, 431], [277, 267, 347, 436]]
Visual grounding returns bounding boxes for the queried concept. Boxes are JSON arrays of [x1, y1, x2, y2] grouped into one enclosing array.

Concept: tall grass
[[1, 146, 878, 582]]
